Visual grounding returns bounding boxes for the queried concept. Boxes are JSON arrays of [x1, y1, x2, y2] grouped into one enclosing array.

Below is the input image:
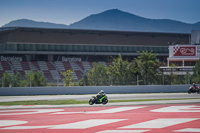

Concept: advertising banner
[[169, 45, 200, 58], [1, 56, 23, 62]]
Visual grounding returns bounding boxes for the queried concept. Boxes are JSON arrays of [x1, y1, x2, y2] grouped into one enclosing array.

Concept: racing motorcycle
[[188, 86, 200, 94], [89, 95, 108, 105]]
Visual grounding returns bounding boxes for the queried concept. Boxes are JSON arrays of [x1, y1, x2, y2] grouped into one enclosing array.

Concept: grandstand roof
[[0, 26, 190, 36], [0, 27, 190, 46]]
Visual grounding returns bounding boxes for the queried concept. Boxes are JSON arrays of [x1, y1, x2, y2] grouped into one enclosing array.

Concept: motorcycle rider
[[191, 83, 198, 90], [193, 83, 198, 89], [96, 90, 106, 100]]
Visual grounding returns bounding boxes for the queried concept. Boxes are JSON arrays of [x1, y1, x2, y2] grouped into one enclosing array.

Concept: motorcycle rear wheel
[[102, 99, 108, 105], [89, 99, 94, 105]]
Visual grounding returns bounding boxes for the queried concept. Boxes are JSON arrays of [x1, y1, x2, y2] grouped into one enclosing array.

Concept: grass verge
[[0, 98, 199, 105]]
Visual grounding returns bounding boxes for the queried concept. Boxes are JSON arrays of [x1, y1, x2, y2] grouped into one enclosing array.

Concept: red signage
[[173, 46, 196, 56]]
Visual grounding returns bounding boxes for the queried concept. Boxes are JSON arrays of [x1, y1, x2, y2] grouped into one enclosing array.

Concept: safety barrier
[[0, 85, 190, 96]]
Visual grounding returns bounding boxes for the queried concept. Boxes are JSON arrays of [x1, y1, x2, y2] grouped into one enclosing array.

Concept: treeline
[[0, 71, 47, 87], [1, 51, 200, 87], [78, 51, 200, 86]]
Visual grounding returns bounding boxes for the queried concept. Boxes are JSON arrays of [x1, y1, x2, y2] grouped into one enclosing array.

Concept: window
[[60, 45, 66, 51], [55, 45, 60, 51], [49, 45, 54, 51], [105, 46, 111, 52], [42, 44, 48, 51], [17, 44, 24, 51], [36, 44, 43, 51], [100, 46, 105, 52]]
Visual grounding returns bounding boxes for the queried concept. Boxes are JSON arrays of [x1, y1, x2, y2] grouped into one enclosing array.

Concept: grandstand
[[0, 27, 190, 83]]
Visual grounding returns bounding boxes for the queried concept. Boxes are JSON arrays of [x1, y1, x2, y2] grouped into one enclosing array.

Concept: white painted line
[[0, 109, 63, 115], [2, 126, 51, 129], [96, 130, 150, 133], [86, 107, 146, 114], [151, 105, 200, 112], [0, 120, 27, 127], [52, 112, 83, 114], [120, 118, 198, 129], [50, 119, 126, 129], [52, 107, 146, 114], [174, 128, 200, 132]]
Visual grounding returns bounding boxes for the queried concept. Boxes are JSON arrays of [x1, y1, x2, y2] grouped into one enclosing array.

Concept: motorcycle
[[89, 95, 108, 105], [188, 86, 200, 94]]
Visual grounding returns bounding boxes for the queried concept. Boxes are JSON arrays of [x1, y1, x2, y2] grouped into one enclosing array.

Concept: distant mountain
[[2, 19, 68, 29], [2, 9, 200, 33], [68, 9, 200, 33]]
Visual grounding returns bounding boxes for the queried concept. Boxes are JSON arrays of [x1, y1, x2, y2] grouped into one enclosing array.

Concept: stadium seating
[[1, 61, 11, 71], [0, 60, 108, 83], [38, 61, 48, 70], [76, 61, 85, 70], [43, 70, 54, 81], [54, 61, 65, 71], [46, 62, 56, 70], [11, 61, 23, 70], [50, 70, 60, 81], [21, 62, 31, 70], [31, 61, 40, 70], [0, 62, 3, 71], [82, 61, 91, 72]]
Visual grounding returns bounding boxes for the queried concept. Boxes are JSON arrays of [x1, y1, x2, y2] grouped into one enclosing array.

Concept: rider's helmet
[[193, 83, 196, 86], [99, 90, 105, 95]]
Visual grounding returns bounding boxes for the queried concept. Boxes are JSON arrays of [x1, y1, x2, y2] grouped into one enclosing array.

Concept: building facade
[[0, 27, 190, 82]]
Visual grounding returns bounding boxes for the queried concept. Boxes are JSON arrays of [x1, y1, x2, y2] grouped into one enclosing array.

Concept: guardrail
[[0, 85, 190, 96]]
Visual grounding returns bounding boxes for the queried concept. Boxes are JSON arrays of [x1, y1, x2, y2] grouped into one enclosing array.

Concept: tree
[[0, 72, 23, 87], [86, 63, 109, 86], [79, 74, 88, 86], [23, 71, 47, 87], [129, 58, 142, 85], [191, 60, 200, 84], [108, 55, 133, 85], [184, 71, 191, 84], [10, 72, 22, 87], [136, 51, 159, 85], [1, 72, 12, 87], [170, 64, 185, 85], [60, 69, 74, 86]]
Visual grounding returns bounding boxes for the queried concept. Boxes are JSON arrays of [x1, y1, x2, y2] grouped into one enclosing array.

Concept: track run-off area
[[0, 93, 200, 133], [0, 104, 200, 133]]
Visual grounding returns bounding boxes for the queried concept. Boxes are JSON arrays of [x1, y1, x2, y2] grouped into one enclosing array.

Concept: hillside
[[2, 9, 200, 33], [2, 19, 68, 29], [68, 9, 200, 33]]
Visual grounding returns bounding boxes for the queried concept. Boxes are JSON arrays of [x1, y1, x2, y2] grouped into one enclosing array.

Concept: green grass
[[109, 98, 200, 103], [0, 98, 199, 105], [0, 100, 88, 105]]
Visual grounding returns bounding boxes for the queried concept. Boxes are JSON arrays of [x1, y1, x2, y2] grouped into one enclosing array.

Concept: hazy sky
[[0, 0, 200, 27]]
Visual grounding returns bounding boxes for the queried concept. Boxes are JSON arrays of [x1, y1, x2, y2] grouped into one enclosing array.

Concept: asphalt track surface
[[0, 93, 200, 133], [0, 93, 200, 102], [0, 103, 200, 133]]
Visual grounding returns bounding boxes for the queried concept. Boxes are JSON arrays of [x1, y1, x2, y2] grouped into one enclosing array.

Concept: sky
[[0, 0, 200, 27]]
